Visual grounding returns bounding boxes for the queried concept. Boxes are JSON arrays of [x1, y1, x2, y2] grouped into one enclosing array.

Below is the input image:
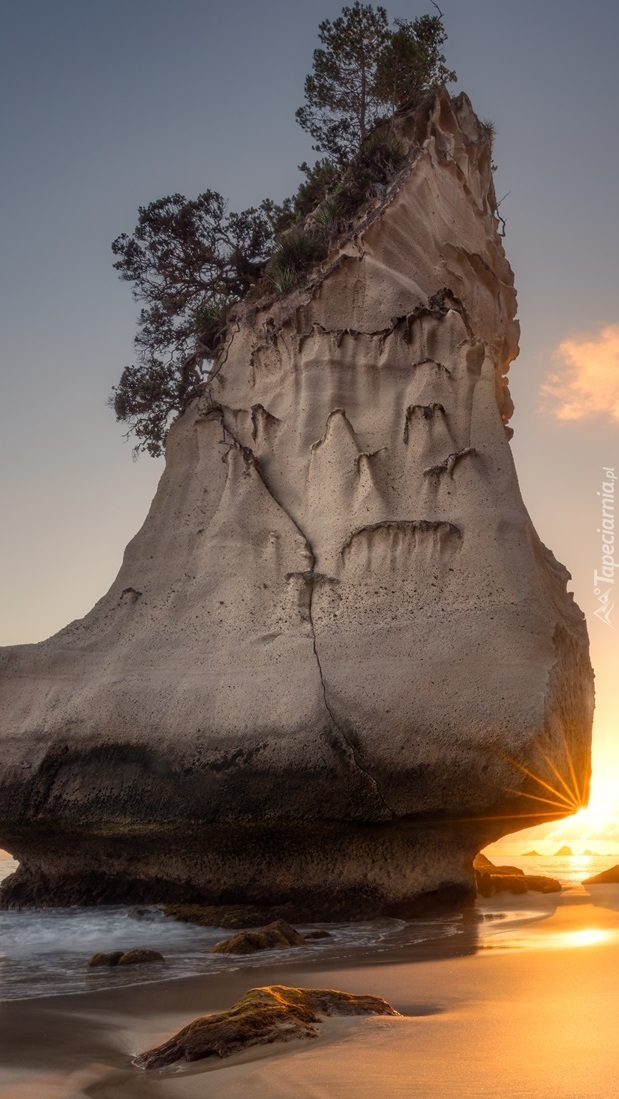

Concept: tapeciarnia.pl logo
[[593, 467, 617, 628]]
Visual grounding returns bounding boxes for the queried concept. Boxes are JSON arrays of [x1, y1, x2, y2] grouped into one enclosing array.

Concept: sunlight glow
[[491, 734, 588, 825], [559, 929, 611, 949]]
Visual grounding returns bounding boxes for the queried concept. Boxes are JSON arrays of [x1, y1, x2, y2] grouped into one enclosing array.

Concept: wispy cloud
[[540, 324, 619, 423]]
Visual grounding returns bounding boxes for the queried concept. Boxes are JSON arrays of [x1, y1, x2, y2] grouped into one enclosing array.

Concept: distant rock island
[[521, 850, 541, 857], [554, 846, 574, 857], [0, 91, 594, 914]]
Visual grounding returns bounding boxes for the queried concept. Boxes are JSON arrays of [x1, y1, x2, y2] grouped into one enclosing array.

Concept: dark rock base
[[0, 819, 481, 917]]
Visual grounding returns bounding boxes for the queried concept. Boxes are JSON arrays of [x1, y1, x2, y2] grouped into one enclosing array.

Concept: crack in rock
[[212, 418, 396, 818]]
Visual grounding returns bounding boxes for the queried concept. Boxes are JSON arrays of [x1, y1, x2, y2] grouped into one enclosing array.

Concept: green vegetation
[[112, 4, 456, 456], [296, 2, 455, 164]]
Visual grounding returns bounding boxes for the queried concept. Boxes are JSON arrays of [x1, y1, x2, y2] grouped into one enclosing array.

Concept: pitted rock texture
[[0, 91, 593, 911]]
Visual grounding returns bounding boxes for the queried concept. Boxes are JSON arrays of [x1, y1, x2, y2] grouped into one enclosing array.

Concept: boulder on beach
[[582, 865, 619, 885], [0, 89, 593, 916], [211, 918, 305, 955], [134, 984, 400, 1069]]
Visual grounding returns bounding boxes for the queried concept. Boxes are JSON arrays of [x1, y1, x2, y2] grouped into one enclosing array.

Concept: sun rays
[[491, 726, 588, 822], [447, 734, 589, 829]]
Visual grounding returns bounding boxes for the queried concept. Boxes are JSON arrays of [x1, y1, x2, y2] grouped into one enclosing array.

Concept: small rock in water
[[304, 929, 332, 940], [211, 918, 305, 955], [524, 875, 562, 894], [88, 951, 124, 968], [87, 948, 164, 968], [117, 949, 165, 966], [135, 984, 400, 1069], [474, 855, 561, 897]]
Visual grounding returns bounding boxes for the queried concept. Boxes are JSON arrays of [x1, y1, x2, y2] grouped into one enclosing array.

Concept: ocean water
[[1, 848, 616, 1004], [0, 856, 465, 1004], [483, 844, 619, 886]]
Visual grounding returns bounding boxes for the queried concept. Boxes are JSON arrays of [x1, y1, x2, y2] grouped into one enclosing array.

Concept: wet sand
[[2, 887, 619, 1098]]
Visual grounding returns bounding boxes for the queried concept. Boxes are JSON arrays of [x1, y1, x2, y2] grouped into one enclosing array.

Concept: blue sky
[[1, 0, 618, 819]]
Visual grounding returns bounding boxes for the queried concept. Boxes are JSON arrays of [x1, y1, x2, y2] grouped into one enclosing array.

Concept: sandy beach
[[2, 885, 619, 1099]]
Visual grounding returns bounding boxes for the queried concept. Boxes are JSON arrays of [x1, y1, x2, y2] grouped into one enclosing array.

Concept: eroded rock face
[[0, 91, 593, 912]]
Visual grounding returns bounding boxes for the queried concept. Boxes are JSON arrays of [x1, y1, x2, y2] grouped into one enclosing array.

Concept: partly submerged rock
[[210, 919, 305, 955], [87, 948, 164, 968], [582, 865, 619, 885], [524, 875, 562, 894], [0, 90, 593, 914], [134, 985, 399, 1069], [474, 855, 561, 896], [88, 951, 124, 968], [117, 948, 164, 966]]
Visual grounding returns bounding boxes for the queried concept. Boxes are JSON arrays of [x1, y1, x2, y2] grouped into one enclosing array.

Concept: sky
[[1, 0, 618, 842]]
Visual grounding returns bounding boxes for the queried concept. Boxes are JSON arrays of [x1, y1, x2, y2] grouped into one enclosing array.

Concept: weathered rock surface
[[210, 918, 305, 955], [0, 91, 593, 913], [134, 984, 399, 1069]]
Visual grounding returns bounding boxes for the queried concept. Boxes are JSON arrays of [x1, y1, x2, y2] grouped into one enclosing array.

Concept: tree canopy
[[295, 3, 456, 164], [111, 4, 456, 456], [110, 192, 277, 455]]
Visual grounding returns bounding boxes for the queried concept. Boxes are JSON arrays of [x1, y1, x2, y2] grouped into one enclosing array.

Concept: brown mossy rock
[[583, 864, 619, 885], [211, 919, 305, 955], [474, 855, 561, 896], [88, 951, 124, 968], [117, 949, 165, 966], [524, 875, 562, 893], [492, 875, 529, 895], [135, 984, 399, 1069], [88, 948, 164, 969], [162, 903, 305, 929]]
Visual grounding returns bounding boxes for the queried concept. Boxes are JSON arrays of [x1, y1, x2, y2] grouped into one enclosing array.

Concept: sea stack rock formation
[[0, 92, 594, 912]]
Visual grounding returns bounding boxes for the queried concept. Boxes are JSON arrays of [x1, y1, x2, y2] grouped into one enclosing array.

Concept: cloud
[[540, 324, 619, 423]]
